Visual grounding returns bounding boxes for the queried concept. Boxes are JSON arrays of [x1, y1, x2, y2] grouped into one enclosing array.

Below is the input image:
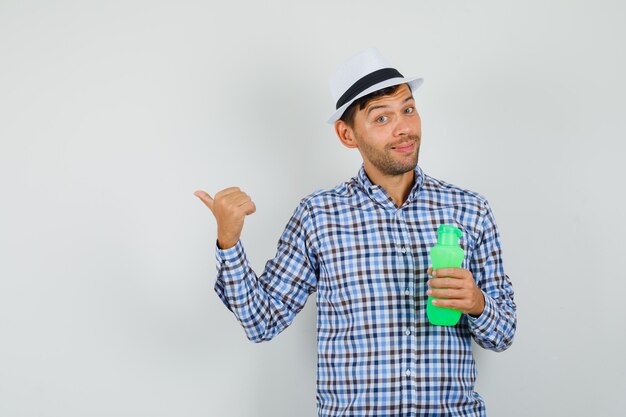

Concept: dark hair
[[339, 83, 405, 128]]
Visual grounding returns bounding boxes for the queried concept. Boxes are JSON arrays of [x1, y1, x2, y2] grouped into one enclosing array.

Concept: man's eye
[[405, 107, 414, 113], [376, 116, 388, 123]]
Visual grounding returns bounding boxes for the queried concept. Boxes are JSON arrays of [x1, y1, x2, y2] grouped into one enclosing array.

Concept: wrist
[[217, 237, 237, 250], [469, 289, 486, 317], [217, 230, 239, 250]]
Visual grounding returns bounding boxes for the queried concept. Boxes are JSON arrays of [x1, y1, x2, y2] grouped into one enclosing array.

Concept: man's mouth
[[391, 141, 416, 153]]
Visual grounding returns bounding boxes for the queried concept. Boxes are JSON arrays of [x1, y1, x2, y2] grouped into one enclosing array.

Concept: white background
[[1, 1, 625, 416]]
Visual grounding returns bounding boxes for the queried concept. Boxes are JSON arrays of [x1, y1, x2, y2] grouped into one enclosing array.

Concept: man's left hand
[[426, 267, 485, 317]]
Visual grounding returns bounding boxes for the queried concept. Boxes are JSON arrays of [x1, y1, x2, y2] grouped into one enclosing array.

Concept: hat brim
[[327, 76, 423, 124]]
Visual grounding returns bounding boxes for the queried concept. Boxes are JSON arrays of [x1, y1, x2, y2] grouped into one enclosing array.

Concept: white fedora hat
[[327, 47, 423, 124]]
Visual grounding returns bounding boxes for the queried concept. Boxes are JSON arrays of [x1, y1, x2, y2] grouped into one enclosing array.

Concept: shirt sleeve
[[465, 200, 517, 352], [213, 198, 319, 343]]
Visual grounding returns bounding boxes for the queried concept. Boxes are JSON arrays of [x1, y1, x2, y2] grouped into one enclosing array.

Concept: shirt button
[[405, 369, 411, 377], [223, 260, 229, 265], [400, 246, 407, 254], [404, 288, 411, 296], [405, 328, 411, 336]]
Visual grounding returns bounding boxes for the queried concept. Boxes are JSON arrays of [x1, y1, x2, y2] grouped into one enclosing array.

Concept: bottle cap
[[437, 224, 462, 245]]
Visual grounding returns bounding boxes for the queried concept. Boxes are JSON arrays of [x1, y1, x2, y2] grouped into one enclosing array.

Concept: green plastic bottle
[[427, 224, 464, 326]]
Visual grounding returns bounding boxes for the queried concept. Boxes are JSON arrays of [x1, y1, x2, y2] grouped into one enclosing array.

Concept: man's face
[[350, 84, 421, 177]]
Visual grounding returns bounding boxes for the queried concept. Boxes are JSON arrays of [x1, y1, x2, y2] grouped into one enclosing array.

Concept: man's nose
[[393, 115, 411, 136]]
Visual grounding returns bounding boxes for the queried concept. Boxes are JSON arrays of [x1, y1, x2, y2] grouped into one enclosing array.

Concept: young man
[[194, 48, 516, 416]]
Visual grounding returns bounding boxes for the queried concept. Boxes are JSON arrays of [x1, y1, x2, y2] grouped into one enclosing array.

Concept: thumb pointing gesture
[[194, 190, 214, 212], [194, 187, 256, 249]]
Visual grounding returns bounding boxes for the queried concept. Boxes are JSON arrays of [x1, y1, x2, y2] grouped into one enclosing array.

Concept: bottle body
[[427, 227, 465, 326]]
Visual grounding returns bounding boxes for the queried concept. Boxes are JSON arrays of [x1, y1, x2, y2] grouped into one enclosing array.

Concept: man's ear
[[335, 119, 358, 149]]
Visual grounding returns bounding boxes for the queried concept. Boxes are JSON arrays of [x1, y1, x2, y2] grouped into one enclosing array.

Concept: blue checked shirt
[[214, 163, 516, 417]]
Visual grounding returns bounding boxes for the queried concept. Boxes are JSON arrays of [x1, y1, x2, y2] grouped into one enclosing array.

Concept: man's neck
[[363, 163, 415, 208]]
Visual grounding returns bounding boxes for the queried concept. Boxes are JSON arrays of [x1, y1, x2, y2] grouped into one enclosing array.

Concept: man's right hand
[[193, 187, 256, 249]]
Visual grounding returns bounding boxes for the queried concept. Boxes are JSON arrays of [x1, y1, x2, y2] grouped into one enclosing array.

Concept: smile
[[391, 142, 415, 153]]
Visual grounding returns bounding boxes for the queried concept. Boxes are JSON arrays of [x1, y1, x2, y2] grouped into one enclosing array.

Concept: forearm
[[214, 238, 315, 343], [467, 289, 516, 352], [214, 240, 289, 342], [465, 200, 517, 352]]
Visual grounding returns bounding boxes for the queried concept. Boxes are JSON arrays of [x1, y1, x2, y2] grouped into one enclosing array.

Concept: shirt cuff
[[215, 238, 243, 261], [214, 238, 247, 278], [466, 290, 497, 334]]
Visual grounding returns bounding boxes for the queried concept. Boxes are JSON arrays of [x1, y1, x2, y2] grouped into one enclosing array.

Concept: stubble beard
[[358, 134, 421, 176]]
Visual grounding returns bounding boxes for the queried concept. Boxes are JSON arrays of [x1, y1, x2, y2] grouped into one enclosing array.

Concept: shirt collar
[[356, 163, 425, 208]]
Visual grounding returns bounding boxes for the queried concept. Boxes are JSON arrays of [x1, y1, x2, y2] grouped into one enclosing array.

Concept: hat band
[[335, 67, 404, 110]]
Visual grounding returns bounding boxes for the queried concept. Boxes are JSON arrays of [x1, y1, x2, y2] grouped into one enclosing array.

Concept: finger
[[431, 267, 470, 279], [431, 298, 468, 311], [193, 190, 214, 211], [235, 193, 252, 207], [225, 192, 253, 207], [215, 187, 241, 199], [242, 200, 256, 215], [427, 287, 465, 299], [427, 277, 465, 289], [223, 192, 256, 215], [427, 267, 433, 276]]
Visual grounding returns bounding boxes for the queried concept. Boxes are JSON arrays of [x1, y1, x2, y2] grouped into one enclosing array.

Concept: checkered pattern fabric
[[214, 163, 516, 417]]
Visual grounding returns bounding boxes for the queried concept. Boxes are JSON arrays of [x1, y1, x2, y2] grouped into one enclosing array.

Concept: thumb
[[194, 190, 214, 211]]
